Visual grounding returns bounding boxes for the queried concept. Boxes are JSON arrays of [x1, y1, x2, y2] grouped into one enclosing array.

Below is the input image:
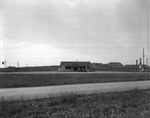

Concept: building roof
[[108, 62, 122, 64], [108, 62, 123, 66], [60, 61, 91, 66]]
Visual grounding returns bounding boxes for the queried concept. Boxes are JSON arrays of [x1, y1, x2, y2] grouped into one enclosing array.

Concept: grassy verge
[[0, 89, 150, 118], [0, 73, 150, 88]]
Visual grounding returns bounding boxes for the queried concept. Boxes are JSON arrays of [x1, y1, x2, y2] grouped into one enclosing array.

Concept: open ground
[[0, 71, 149, 88], [0, 71, 150, 117], [0, 89, 150, 118]]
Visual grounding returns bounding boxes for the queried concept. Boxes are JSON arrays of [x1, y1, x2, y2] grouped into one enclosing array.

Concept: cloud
[[65, 0, 76, 7], [2, 0, 147, 47], [3, 39, 89, 66], [1, 0, 149, 66]]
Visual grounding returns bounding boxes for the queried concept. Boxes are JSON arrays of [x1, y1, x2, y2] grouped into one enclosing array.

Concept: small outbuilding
[[60, 61, 92, 72]]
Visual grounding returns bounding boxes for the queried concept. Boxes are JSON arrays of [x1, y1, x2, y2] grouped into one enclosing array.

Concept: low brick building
[[60, 61, 92, 72]]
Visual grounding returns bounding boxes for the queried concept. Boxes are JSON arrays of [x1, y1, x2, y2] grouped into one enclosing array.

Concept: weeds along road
[[0, 80, 150, 101]]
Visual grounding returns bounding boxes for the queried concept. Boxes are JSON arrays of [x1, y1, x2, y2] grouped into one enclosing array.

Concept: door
[[73, 66, 78, 71]]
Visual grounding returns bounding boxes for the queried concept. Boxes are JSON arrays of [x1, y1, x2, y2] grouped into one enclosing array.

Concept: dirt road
[[0, 80, 150, 101], [0, 71, 150, 74]]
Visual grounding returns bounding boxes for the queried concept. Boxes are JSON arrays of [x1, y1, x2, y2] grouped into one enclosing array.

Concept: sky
[[0, 0, 149, 67]]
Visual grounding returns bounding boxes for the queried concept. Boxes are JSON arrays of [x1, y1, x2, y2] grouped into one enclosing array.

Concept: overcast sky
[[0, 0, 149, 67]]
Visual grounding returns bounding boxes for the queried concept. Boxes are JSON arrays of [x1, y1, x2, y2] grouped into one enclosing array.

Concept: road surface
[[0, 80, 150, 101]]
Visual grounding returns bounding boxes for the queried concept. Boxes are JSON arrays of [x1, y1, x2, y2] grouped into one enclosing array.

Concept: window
[[65, 66, 71, 69], [87, 66, 89, 69]]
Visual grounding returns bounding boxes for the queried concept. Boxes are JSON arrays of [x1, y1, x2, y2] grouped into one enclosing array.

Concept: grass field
[[0, 89, 150, 118], [0, 72, 149, 88]]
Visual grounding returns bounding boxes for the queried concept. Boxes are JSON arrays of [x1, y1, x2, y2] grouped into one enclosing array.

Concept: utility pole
[[17, 61, 19, 67], [4, 60, 6, 68], [148, 2, 150, 67], [136, 60, 138, 71], [146, 57, 148, 66], [143, 48, 145, 67]]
